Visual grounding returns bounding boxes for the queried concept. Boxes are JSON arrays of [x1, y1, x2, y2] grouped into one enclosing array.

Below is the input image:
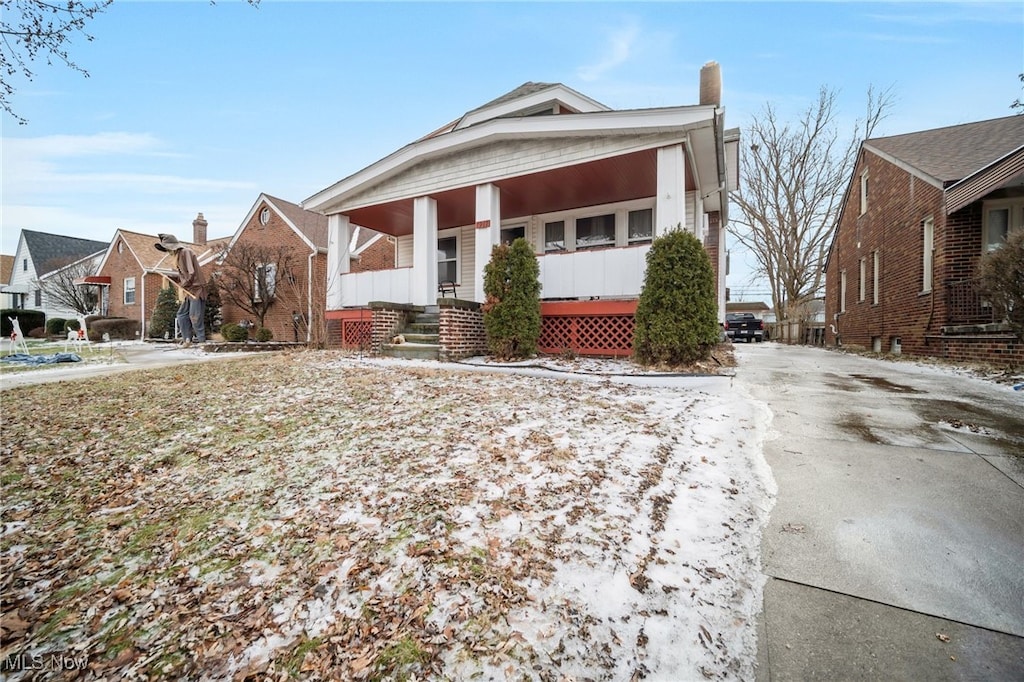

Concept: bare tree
[[730, 85, 895, 322], [36, 258, 99, 315], [276, 258, 330, 348], [1, 0, 112, 124], [216, 241, 296, 330], [1, 0, 259, 124], [1012, 73, 1024, 115]]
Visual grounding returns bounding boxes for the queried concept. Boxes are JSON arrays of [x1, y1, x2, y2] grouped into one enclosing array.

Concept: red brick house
[[304, 65, 738, 358], [89, 216, 227, 336], [216, 194, 394, 344], [824, 115, 1024, 366]]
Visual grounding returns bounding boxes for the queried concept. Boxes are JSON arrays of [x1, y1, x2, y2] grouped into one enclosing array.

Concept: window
[[859, 170, 869, 215], [840, 270, 847, 313], [982, 199, 1024, 252], [437, 236, 458, 284], [872, 251, 880, 305], [544, 221, 565, 252], [922, 217, 934, 293], [254, 263, 277, 302], [259, 207, 271, 226], [124, 277, 136, 305], [117, 240, 125, 254], [22, 258, 27, 272], [575, 213, 615, 250], [628, 209, 653, 244], [858, 257, 866, 302], [501, 225, 525, 245], [34, 289, 42, 307]]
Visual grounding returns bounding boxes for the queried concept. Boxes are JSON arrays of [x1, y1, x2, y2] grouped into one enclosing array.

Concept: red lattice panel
[[341, 319, 373, 349], [539, 314, 635, 357]]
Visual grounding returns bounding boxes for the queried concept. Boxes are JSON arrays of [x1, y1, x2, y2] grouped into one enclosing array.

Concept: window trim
[[922, 217, 934, 294], [982, 198, 1023, 252], [859, 169, 869, 216], [437, 227, 461, 285], [858, 257, 866, 302], [124, 277, 136, 305], [872, 250, 880, 305], [528, 197, 657, 253]]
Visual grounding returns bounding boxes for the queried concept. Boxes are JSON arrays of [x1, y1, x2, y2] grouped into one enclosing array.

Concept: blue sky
[[2, 0, 1022, 298]]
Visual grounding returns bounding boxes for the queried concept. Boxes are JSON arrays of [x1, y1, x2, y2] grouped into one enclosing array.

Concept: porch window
[[628, 209, 653, 244], [124, 277, 136, 305], [982, 199, 1023, 252], [437, 236, 458, 284], [501, 225, 525, 245], [544, 221, 565, 252], [575, 213, 615, 250], [922, 217, 934, 293]]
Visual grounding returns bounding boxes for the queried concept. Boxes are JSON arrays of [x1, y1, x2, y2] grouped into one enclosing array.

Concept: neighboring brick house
[[304, 65, 738, 357], [216, 194, 394, 343], [1, 230, 108, 320], [90, 215, 229, 336], [0, 255, 15, 309], [824, 115, 1024, 366]]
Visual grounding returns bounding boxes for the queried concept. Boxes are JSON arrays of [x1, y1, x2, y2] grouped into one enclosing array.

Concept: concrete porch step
[[380, 342, 440, 361], [399, 332, 439, 344]]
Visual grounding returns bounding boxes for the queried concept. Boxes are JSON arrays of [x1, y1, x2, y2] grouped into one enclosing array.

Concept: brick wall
[[351, 236, 396, 273], [369, 303, 416, 354], [439, 300, 486, 360], [216, 203, 320, 343], [824, 151, 1020, 367]]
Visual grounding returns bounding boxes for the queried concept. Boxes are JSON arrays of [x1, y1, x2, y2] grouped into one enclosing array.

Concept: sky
[[2, 0, 1022, 301]]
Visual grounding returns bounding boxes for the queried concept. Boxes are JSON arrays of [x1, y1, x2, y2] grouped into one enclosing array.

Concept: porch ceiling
[[346, 148, 672, 237]]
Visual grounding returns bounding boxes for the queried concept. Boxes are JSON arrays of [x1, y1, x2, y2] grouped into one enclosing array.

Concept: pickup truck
[[724, 313, 764, 343]]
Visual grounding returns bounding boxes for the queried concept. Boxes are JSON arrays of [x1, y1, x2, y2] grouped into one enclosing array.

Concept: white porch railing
[[336, 245, 651, 308], [339, 268, 412, 308], [538, 244, 650, 300]]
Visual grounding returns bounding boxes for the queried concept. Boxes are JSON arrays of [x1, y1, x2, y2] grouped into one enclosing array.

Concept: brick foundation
[[438, 299, 486, 361]]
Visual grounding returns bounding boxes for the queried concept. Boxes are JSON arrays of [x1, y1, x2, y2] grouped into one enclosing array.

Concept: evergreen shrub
[[149, 285, 179, 338], [221, 323, 248, 342], [45, 318, 68, 336], [482, 238, 541, 360], [633, 229, 719, 366], [255, 327, 273, 342]]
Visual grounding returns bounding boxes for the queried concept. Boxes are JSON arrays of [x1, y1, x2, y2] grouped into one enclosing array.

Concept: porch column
[[412, 196, 438, 306], [326, 213, 351, 310], [474, 183, 501, 303], [656, 144, 686, 234]]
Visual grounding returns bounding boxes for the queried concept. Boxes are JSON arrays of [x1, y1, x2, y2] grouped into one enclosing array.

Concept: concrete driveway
[[734, 344, 1024, 681]]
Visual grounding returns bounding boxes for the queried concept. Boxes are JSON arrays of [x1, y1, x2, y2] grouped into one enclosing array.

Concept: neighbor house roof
[[0, 255, 13, 285], [865, 115, 1024, 187], [21, 230, 108, 275]]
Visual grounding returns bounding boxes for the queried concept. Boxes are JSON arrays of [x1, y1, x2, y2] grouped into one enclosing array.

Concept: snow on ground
[[1, 351, 775, 681]]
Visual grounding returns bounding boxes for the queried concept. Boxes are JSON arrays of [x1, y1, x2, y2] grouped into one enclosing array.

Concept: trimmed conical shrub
[[148, 285, 179, 338], [633, 228, 719, 366], [482, 238, 542, 360]]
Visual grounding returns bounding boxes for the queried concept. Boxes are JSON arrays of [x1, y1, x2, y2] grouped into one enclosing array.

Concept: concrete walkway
[[734, 344, 1024, 681]]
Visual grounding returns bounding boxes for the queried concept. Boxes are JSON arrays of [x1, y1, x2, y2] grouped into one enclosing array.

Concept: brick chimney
[[192, 212, 208, 245], [699, 61, 721, 106]]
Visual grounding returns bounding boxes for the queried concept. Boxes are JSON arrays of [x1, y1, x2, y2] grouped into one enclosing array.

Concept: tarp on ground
[[2, 353, 82, 365]]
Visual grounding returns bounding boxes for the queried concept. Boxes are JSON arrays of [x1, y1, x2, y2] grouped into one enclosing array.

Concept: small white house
[[2, 230, 108, 320]]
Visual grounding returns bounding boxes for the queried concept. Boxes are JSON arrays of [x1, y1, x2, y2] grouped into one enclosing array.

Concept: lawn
[[0, 351, 773, 681]]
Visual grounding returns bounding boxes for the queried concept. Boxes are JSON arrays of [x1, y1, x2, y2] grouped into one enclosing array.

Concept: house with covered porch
[[304, 63, 738, 359]]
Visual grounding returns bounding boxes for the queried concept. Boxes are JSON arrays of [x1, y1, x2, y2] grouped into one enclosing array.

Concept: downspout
[[307, 251, 316, 343]]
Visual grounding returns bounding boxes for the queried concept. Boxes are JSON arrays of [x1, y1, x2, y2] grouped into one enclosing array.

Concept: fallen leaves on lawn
[[1, 351, 771, 680]]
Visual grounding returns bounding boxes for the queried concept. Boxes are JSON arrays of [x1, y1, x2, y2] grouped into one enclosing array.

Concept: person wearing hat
[[155, 233, 207, 345]]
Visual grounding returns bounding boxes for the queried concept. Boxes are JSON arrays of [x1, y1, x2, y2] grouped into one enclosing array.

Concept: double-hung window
[[124, 277, 136, 305], [858, 257, 866, 302], [254, 263, 277, 302], [437, 236, 458, 284], [628, 209, 654, 244]]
